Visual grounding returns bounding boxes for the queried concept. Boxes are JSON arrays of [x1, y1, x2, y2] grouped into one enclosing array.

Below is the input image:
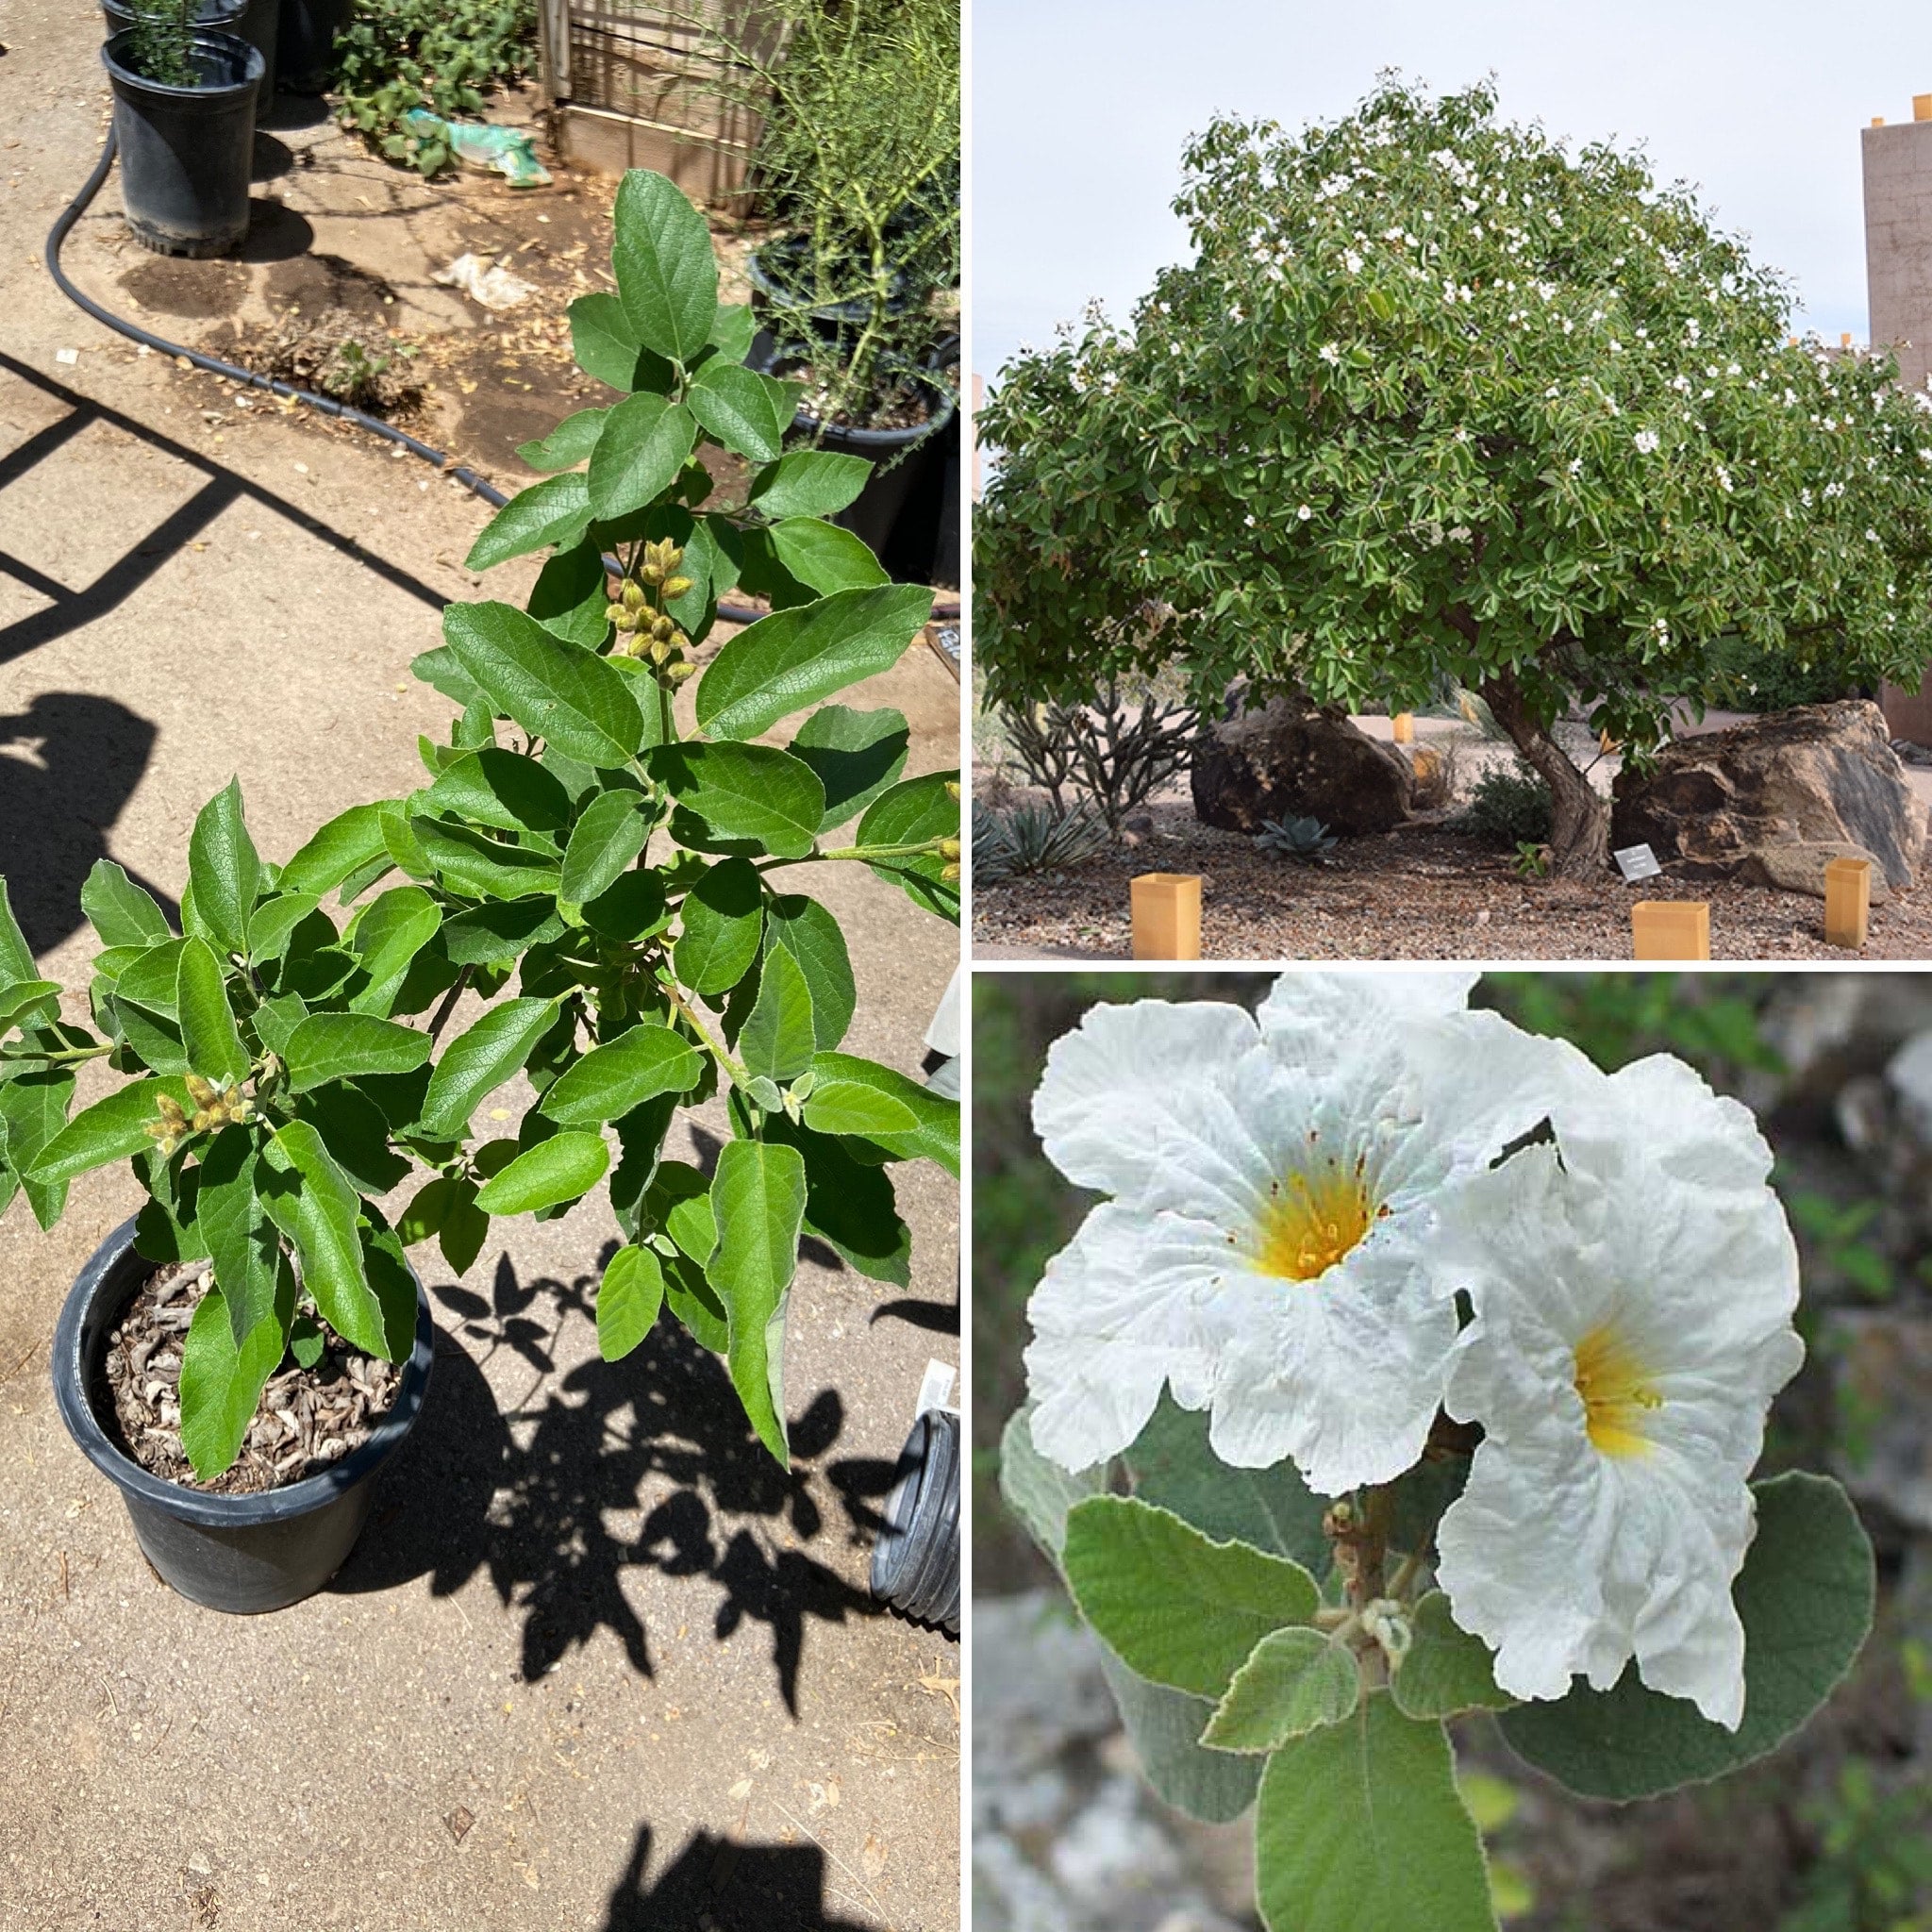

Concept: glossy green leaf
[[175, 937, 249, 1085], [410, 816, 562, 902], [245, 892, 322, 967], [789, 706, 910, 831], [416, 995, 557, 1140], [0, 979, 61, 1036], [540, 1022, 703, 1126], [582, 869, 669, 943], [673, 857, 764, 995], [1391, 1594, 1515, 1721], [187, 778, 259, 958], [279, 802, 394, 898], [0, 878, 33, 983], [194, 1124, 283, 1347], [80, 861, 171, 948], [1064, 1494, 1321, 1697], [442, 601, 642, 769], [800, 1079, 917, 1138], [768, 1119, 908, 1285], [1256, 1696, 1496, 1932], [767, 518, 890, 596], [687, 361, 793, 463], [27, 1075, 192, 1186], [0, 1068, 75, 1229], [706, 301, 758, 363], [597, 1242, 665, 1360], [179, 1273, 291, 1480], [656, 742, 824, 859], [559, 791, 650, 908], [738, 945, 814, 1083], [695, 584, 933, 740], [283, 1012, 431, 1091], [748, 449, 872, 521], [707, 1137, 806, 1466], [517, 407, 609, 473], [762, 895, 855, 1049], [465, 471, 593, 572], [474, 1129, 609, 1213], [856, 770, 958, 918], [1202, 1627, 1360, 1752], [259, 1120, 388, 1356], [346, 886, 442, 1014], [587, 392, 699, 521], [569, 291, 661, 393], [115, 939, 186, 1018], [612, 167, 719, 363], [425, 748, 573, 836], [441, 897, 566, 965], [806, 1051, 958, 1174], [528, 539, 614, 648]]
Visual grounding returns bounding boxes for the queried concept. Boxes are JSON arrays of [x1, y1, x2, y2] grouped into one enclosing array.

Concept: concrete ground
[[0, 8, 961, 1928]]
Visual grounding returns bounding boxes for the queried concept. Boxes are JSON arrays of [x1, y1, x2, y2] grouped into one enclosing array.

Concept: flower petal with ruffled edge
[[1433, 1074, 1802, 1729]]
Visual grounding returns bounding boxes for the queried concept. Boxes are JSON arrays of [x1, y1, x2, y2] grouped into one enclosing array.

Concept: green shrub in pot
[[0, 169, 959, 1482]]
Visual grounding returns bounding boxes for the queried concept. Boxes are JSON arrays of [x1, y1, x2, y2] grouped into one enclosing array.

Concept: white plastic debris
[[432, 252, 534, 312], [55, 348, 78, 365]]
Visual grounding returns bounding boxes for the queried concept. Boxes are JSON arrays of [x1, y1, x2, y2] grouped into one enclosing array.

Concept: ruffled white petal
[[1257, 970, 1481, 1071], [1032, 997, 1258, 1195]]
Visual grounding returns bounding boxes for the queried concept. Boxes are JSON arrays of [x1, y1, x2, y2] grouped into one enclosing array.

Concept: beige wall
[[1864, 116, 1932, 396]]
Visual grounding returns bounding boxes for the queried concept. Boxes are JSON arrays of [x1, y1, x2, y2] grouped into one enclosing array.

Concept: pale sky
[[972, 0, 1929, 383]]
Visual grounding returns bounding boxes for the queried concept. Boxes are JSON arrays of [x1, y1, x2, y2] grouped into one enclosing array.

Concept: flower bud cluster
[[607, 537, 697, 689], [145, 1074, 254, 1158]]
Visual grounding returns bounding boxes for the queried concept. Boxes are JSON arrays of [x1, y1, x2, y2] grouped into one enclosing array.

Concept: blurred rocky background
[[973, 973, 1932, 1932]]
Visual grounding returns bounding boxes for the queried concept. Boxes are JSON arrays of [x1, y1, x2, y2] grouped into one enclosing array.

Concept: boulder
[[1191, 694, 1412, 838], [1609, 701, 1924, 896]]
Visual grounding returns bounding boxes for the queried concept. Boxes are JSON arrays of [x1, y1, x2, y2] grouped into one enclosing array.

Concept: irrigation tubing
[[46, 125, 960, 625]]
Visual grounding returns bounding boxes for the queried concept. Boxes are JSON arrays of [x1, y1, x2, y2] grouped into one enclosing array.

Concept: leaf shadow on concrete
[[335, 1246, 906, 1716], [598, 1823, 874, 1932]]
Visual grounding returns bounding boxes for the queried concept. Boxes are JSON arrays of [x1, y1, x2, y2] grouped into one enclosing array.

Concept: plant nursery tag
[[1613, 843, 1661, 883]]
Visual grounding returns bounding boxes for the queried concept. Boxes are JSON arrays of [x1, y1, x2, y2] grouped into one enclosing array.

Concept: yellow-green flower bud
[[945, 780, 961, 802], [665, 658, 697, 685], [939, 838, 961, 861], [650, 614, 675, 641], [621, 579, 646, 611], [185, 1074, 219, 1109], [661, 575, 693, 599], [940, 862, 960, 883]]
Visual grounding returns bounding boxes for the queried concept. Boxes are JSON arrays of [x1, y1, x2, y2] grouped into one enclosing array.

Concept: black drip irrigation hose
[[44, 127, 965, 627]]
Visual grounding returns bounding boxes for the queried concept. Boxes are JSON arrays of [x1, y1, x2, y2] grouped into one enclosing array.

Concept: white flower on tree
[[1433, 1056, 1803, 1728]]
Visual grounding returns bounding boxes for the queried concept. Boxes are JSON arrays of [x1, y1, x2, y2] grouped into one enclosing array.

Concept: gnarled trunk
[[1479, 670, 1608, 878]]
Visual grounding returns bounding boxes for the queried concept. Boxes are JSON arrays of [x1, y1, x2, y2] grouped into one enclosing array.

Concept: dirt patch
[[117, 256, 250, 321], [264, 250, 399, 322], [98, 1261, 401, 1493], [973, 788, 1932, 960]]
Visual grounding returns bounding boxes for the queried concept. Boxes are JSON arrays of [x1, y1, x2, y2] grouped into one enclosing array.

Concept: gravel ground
[[973, 795, 1932, 961]]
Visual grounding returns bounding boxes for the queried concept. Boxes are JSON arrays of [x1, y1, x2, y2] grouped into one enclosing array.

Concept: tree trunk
[[1479, 670, 1609, 879]]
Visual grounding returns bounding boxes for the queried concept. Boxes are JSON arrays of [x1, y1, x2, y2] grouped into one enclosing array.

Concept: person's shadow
[[598, 1824, 874, 1932], [0, 691, 175, 954]]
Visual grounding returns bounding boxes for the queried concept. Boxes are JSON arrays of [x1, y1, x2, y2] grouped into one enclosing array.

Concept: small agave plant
[[1254, 815, 1338, 863]]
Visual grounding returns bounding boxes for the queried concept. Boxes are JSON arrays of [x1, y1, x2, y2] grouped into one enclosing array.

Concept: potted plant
[[100, 0, 279, 96], [103, 1, 265, 258], [0, 169, 959, 1614], [707, 0, 960, 575]]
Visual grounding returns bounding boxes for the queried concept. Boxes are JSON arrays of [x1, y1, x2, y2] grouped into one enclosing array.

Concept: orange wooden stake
[[1824, 857, 1872, 951], [1631, 900, 1710, 960], [1131, 874, 1202, 959], [1391, 712, 1415, 744]]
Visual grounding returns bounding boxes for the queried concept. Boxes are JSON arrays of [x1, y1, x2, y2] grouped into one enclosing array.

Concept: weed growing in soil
[[0, 172, 958, 1483], [1459, 759, 1555, 847]]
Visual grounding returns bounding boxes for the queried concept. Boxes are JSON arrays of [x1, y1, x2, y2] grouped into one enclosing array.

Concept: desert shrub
[[974, 800, 1109, 884], [1406, 740, 1457, 810], [1459, 758, 1554, 846], [999, 680, 1196, 832]]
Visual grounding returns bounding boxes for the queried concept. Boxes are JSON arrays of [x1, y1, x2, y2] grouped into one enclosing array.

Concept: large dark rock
[[1609, 700, 1925, 896], [1191, 694, 1412, 837]]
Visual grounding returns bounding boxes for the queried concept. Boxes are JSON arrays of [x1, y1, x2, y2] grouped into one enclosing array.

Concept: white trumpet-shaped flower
[[1434, 1057, 1803, 1727], [1023, 974, 1591, 1494]]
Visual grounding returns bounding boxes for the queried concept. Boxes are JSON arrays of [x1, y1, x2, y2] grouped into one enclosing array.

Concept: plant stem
[[426, 966, 473, 1042], [654, 969, 745, 1085], [0, 1041, 112, 1065]]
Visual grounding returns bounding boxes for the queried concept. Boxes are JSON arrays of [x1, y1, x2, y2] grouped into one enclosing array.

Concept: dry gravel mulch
[[973, 798, 1932, 961], [99, 1263, 402, 1494]]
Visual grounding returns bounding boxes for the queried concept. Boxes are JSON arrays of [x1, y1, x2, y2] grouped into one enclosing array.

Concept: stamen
[[1251, 1158, 1373, 1282], [1573, 1324, 1664, 1457]]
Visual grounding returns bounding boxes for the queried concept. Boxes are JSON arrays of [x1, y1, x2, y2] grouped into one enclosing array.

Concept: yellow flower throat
[[1252, 1155, 1374, 1282], [1573, 1324, 1664, 1457]]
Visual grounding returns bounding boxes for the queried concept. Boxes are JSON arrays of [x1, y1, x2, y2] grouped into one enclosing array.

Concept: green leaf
[[540, 1022, 702, 1126], [396, 1173, 461, 1245], [769, 1119, 908, 1284], [175, 938, 249, 1086], [800, 1080, 916, 1137], [259, 1121, 388, 1356], [767, 519, 890, 596], [441, 897, 566, 965], [0, 877, 34, 983], [347, 886, 442, 1014], [587, 392, 699, 522], [806, 1051, 958, 1174], [187, 778, 259, 958], [410, 816, 562, 902], [655, 742, 824, 860], [1498, 1472, 1874, 1800], [763, 895, 855, 1049], [412, 644, 487, 710], [687, 361, 793, 463], [1391, 1594, 1515, 1721], [738, 945, 815, 1083], [597, 1242, 664, 1360], [788, 706, 910, 831], [283, 1012, 431, 1091], [706, 301, 758, 363], [417, 995, 557, 1140], [856, 771, 959, 918], [1256, 1696, 1497, 1932], [612, 167, 719, 363], [569, 291, 664, 392], [559, 791, 650, 908], [114, 938, 186, 1018], [695, 584, 934, 740], [80, 861, 171, 947], [194, 1124, 282, 1347], [1064, 1494, 1321, 1697], [707, 1137, 806, 1466], [528, 539, 614, 648], [0, 1068, 75, 1228], [475, 1129, 609, 1213], [245, 892, 323, 968], [749, 449, 872, 521], [582, 869, 669, 943], [673, 858, 763, 995], [178, 1273, 291, 1480], [1124, 1395, 1332, 1576], [279, 802, 394, 898], [0, 979, 61, 1036], [440, 1179, 490, 1274], [442, 601, 642, 768], [425, 748, 573, 836], [464, 471, 593, 572], [27, 1075, 192, 1186], [1202, 1627, 1361, 1753], [517, 407, 609, 473]]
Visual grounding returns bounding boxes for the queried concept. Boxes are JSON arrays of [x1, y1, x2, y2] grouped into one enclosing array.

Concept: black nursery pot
[[51, 1217, 434, 1615], [274, 0, 349, 94], [870, 1407, 959, 1636], [98, 0, 275, 78], [102, 28, 264, 259]]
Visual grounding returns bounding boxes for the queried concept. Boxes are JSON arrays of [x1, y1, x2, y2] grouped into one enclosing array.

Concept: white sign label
[[1613, 843, 1662, 883]]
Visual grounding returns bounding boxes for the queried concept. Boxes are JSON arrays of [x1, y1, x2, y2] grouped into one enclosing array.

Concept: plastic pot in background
[[870, 1407, 959, 1636], [744, 234, 914, 343], [103, 28, 263, 258], [50, 1216, 435, 1614], [99, 0, 276, 84], [748, 328, 958, 576], [275, 0, 349, 93]]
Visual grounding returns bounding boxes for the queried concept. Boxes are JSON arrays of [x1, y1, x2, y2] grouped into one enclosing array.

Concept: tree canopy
[[975, 76, 1932, 872]]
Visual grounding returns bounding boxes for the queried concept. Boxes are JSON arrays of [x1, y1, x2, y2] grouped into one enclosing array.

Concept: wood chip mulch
[[972, 797, 1932, 961], [99, 1263, 402, 1495]]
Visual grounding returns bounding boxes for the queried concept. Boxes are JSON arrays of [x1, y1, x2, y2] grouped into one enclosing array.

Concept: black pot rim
[[100, 0, 247, 21], [102, 25, 264, 97], [51, 1214, 435, 1529], [754, 334, 958, 449]]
